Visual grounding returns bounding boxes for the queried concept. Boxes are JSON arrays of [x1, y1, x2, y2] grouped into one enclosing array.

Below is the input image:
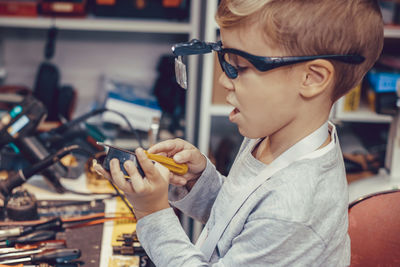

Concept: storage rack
[[0, 1, 201, 239]]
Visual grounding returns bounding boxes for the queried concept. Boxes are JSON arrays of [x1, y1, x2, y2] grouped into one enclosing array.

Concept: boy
[[95, 0, 383, 266]]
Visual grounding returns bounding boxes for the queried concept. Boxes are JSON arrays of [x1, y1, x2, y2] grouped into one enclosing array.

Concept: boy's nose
[[218, 72, 234, 91]]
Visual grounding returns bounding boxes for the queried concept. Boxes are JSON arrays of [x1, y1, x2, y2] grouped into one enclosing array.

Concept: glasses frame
[[171, 39, 365, 86], [214, 41, 365, 79]]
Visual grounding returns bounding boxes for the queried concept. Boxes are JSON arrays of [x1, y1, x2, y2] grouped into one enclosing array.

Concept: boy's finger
[[147, 140, 176, 154], [110, 158, 128, 190], [173, 149, 199, 164], [124, 160, 145, 193], [147, 139, 186, 156], [136, 148, 160, 182], [154, 162, 170, 180], [93, 163, 112, 180], [170, 176, 187, 186]]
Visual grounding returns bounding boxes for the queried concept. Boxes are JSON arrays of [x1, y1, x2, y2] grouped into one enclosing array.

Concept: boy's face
[[219, 25, 304, 139]]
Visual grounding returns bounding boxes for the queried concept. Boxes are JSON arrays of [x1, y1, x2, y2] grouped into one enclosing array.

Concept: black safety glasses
[[215, 41, 365, 79], [172, 39, 365, 87]]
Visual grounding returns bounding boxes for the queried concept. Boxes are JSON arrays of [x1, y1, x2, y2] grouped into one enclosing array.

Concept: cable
[[0, 212, 134, 227], [107, 179, 136, 219], [51, 108, 143, 147], [65, 216, 135, 229]]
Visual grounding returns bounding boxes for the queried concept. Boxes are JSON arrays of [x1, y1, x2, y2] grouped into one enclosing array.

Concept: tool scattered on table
[[113, 231, 144, 256], [0, 248, 81, 265], [0, 230, 56, 248], [0, 241, 65, 260], [0, 218, 63, 239], [0, 239, 66, 255]]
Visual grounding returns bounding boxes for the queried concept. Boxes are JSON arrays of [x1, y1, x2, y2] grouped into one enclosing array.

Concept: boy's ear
[[300, 59, 334, 98]]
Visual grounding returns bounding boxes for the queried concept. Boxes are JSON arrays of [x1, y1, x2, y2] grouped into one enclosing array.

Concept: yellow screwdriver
[[97, 142, 188, 176], [144, 151, 188, 175]]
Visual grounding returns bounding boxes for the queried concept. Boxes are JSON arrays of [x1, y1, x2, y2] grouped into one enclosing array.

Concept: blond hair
[[216, 0, 384, 101]]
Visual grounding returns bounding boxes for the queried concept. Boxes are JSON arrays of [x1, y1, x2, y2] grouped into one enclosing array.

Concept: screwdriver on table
[[0, 218, 63, 240], [0, 240, 66, 255], [0, 263, 79, 267], [0, 248, 81, 265], [0, 241, 66, 259], [0, 231, 56, 248]]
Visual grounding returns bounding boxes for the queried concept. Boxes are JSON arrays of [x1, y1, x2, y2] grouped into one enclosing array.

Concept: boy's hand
[[94, 148, 171, 220], [147, 138, 206, 188]]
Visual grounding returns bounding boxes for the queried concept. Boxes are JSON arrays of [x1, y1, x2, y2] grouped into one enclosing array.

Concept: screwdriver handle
[[15, 239, 67, 250], [18, 217, 63, 237], [4, 231, 56, 247], [33, 218, 63, 232], [144, 151, 188, 175], [31, 248, 81, 263]]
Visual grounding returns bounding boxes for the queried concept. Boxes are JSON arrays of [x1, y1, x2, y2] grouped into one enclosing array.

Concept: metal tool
[[0, 240, 66, 255], [0, 218, 63, 240], [0, 248, 81, 265], [0, 241, 65, 259]]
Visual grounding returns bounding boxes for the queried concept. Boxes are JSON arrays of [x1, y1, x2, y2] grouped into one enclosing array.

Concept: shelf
[[384, 25, 400, 38], [334, 104, 392, 123], [0, 16, 192, 34]]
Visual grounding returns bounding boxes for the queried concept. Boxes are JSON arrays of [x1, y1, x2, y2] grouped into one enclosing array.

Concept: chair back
[[348, 189, 400, 266]]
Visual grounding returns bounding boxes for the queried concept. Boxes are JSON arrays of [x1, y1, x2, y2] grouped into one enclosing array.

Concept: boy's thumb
[[174, 150, 192, 163]]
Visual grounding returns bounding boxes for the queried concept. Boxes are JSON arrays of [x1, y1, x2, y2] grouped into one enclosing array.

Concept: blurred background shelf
[[333, 99, 393, 123], [384, 25, 400, 38], [0, 16, 192, 33]]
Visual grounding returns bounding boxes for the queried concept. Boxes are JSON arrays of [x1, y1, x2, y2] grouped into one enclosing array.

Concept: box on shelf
[[103, 91, 162, 132], [97, 77, 162, 132], [343, 84, 362, 112], [366, 70, 400, 115], [39, 0, 87, 17], [367, 70, 400, 93], [0, 0, 38, 17], [91, 0, 190, 21]]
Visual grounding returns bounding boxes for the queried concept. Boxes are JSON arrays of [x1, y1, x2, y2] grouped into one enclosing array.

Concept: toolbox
[[0, 0, 38, 17], [92, 0, 190, 21], [39, 0, 87, 17]]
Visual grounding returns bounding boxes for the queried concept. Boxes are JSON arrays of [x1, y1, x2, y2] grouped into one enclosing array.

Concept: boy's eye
[[235, 66, 248, 72], [224, 53, 250, 72]]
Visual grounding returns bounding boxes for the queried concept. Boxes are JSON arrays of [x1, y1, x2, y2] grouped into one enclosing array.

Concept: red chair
[[348, 189, 400, 266]]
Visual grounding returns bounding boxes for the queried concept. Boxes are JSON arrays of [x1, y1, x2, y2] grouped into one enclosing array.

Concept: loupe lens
[[175, 56, 188, 89]]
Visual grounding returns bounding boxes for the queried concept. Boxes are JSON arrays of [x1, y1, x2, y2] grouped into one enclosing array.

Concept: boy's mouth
[[229, 107, 240, 121]]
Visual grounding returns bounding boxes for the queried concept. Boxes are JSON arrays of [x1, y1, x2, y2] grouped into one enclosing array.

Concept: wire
[[51, 108, 143, 147], [107, 179, 136, 220], [65, 217, 135, 229], [0, 212, 135, 227]]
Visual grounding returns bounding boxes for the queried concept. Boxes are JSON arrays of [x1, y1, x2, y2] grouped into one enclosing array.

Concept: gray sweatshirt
[[136, 124, 350, 266]]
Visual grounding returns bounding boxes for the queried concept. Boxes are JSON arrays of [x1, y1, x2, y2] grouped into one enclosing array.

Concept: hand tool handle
[[5, 231, 56, 247], [33, 218, 63, 232], [145, 151, 188, 175], [31, 248, 81, 263]]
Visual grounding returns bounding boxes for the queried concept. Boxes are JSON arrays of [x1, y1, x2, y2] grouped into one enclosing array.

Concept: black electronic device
[[33, 26, 76, 122], [97, 142, 145, 178], [0, 95, 68, 193]]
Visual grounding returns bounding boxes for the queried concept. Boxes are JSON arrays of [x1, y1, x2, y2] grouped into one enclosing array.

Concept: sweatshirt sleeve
[[168, 157, 226, 224]]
